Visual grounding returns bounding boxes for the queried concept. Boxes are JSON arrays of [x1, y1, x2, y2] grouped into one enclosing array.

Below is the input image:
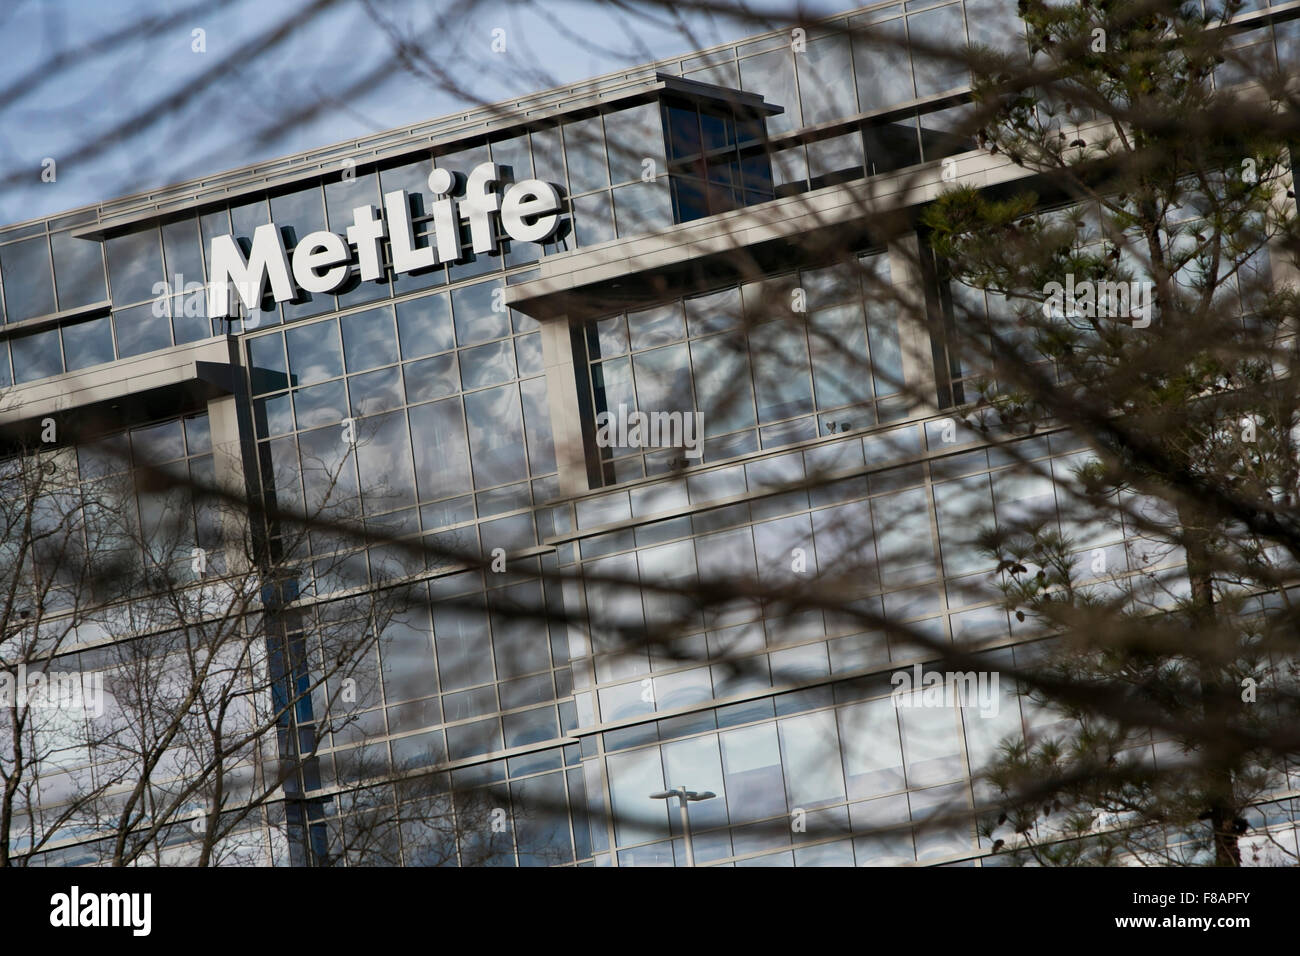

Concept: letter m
[[101, 893, 130, 927], [948, 671, 980, 706], [207, 224, 295, 319]]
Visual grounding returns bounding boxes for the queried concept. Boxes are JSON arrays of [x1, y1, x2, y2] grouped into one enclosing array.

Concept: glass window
[[294, 380, 347, 429], [898, 705, 963, 787], [628, 302, 685, 351], [739, 49, 802, 135], [356, 409, 417, 511], [248, 332, 289, 394], [325, 171, 380, 231], [409, 398, 472, 501], [603, 103, 665, 185], [807, 132, 866, 187], [873, 488, 935, 587], [446, 718, 503, 761], [396, 292, 454, 359], [612, 179, 673, 236], [965, 0, 1023, 55], [132, 418, 186, 463], [286, 319, 343, 385], [105, 227, 164, 306], [256, 394, 294, 436], [348, 366, 404, 418], [451, 280, 509, 346], [380, 155, 436, 217], [852, 13, 914, 111], [809, 303, 872, 410], [632, 344, 693, 416], [720, 722, 786, 824], [799, 33, 858, 124], [340, 305, 399, 372], [529, 125, 566, 184], [664, 103, 702, 160], [606, 746, 669, 846], [459, 339, 516, 389], [908, 5, 969, 96], [113, 301, 172, 358], [50, 232, 107, 310], [464, 385, 529, 487], [690, 333, 755, 436], [573, 192, 615, 248], [61, 315, 115, 371], [0, 236, 56, 321], [298, 422, 359, 515], [839, 699, 904, 798], [10, 326, 62, 382], [490, 134, 533, 181], [185, 413, 211, 455], [563, 116, 609, 195], [170, 287, 210, 345], [933, 474, 994, 577], [432, 600, 494, 690], [662, 735, 729, 831], [750, 320, 813, 422], [515, 332, 543, 377], [404, 352, 459, 404]]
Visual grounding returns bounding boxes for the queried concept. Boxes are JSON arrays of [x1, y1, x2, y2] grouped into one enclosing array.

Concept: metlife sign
[[206, 162, 563, 319]]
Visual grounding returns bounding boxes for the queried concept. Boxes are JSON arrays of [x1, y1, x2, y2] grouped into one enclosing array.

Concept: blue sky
[[0, 0, 845, 225]]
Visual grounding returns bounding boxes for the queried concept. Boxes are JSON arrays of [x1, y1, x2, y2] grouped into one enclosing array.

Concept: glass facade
[[4, 1, 1300, 867]]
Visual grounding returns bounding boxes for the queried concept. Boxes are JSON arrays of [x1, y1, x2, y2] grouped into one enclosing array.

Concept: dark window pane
[[340, 305, 399, 372], [10, 327, 62, 382], [0, 236, 56, 321], [132, 419, 185, 463], [51, 232, 107, 310], [61, 315, 115, 371], [664, 104, 702, 159], [113, 301, 172, 358], [286, 319, 343, 385], [396, 292, 454, 359], [161, 218, 204, 288], [105, 227, 164, 306], [170, 288, 211, 344], [248, 332, 289, 394]]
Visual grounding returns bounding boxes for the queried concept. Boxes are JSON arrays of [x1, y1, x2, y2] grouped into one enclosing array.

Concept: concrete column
[[206, 388, 251, 576], [540, 316, 595, 497]]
